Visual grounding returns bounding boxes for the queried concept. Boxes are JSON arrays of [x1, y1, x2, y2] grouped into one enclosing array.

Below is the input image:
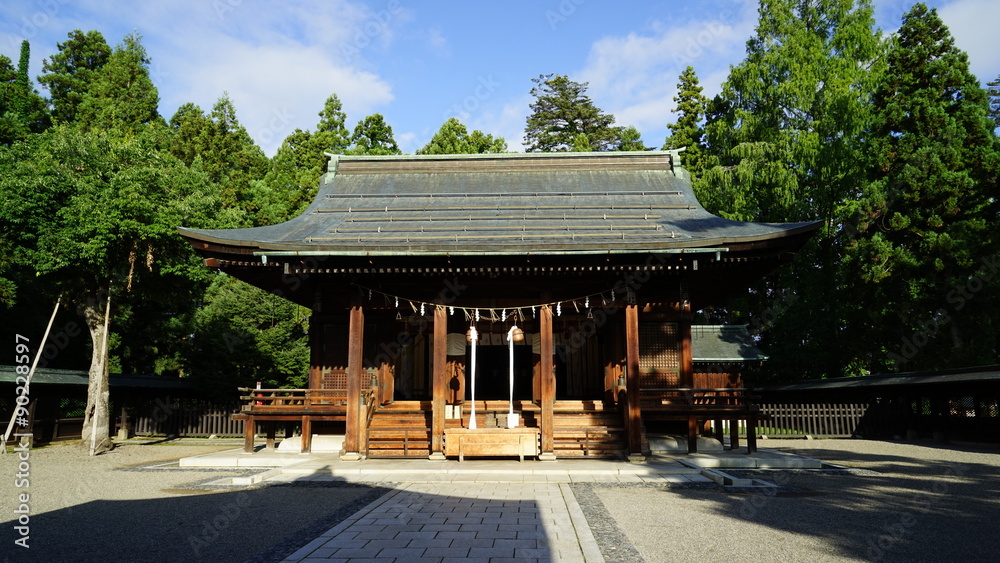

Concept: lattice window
[[321, 371, 347, 390], [639, 322, 680, 388]]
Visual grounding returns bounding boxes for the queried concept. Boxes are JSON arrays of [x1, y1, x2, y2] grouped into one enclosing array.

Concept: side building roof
[[691, 325, 768, 363]]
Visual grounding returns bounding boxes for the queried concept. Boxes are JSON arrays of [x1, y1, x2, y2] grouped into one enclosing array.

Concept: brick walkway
[[282, 482, 604, 562]]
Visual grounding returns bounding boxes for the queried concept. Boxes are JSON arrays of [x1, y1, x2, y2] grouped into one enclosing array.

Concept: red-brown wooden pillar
[[429, 305, 447, 460], [625, 304, 644, 460], [539, 304, 556, 461], [680, 319, 693, 388], [340, 301, 364, 461]]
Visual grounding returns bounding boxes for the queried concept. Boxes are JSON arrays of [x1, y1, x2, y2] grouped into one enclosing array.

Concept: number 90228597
[[14, 335, 31, 422]]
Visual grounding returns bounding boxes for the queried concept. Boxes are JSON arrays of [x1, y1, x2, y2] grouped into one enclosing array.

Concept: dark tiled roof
[[762, 365, 1000, 392], [179, 152, 821, 256], [691, 325, 767, 362], [0, 366, 194, 389]]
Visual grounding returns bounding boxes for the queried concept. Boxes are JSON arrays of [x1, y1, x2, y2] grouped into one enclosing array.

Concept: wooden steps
[[365, 402, 432, 458], [552, 408, 628, 459], [364, 400, 629, 459]]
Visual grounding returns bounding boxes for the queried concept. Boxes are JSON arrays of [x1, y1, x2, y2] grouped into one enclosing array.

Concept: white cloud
[[143, 1, 400, 155], [426, 28, 449, 57], [576, 4, 756, 146], [1, 0, 401, 155], [937, 0, 1000, 82]]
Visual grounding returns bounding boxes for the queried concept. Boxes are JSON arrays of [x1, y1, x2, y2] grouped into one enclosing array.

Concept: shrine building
[[178, 151, 820, 461]]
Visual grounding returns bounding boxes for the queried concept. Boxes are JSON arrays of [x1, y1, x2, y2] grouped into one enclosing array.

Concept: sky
[[1, 0, 997, 156]]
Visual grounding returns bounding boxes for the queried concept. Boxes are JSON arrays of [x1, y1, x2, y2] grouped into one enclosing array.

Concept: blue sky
[[2, 0, 997, 155]]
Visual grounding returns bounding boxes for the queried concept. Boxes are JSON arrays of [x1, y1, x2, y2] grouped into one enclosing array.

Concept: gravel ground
[[588, 438, 1000, 563], [0, 439, 386, 563]]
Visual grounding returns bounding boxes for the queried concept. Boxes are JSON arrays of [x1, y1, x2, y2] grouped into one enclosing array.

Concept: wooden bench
[[640, 388, 771, 453]]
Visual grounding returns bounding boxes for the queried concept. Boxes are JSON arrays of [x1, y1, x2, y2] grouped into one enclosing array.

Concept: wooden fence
[[126, 400, 244, 437], [714, 402, 870, 438]]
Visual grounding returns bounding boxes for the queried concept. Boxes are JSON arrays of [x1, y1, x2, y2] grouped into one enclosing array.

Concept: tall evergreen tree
[[524, 73, 621, 152], [850, 3, 1000, 371], [348, 113, 400, 155], [663, 66, 708, 177], [167, 94, 268, 211], [38, 30, 111, 124], [617, 126, 648, 151], [312, 93, 352, 155], [571, 132, 591, 152], [75, 32, 161, 132], [258, 94, 353, 223], [986, 75, 1000, 130], [0, 42, 50, 143], [700, 0, 886, 381], [417, 117, 506, 155]]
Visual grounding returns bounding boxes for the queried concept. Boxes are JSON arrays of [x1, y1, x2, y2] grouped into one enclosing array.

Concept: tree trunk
[[79, 288, 112, 454]]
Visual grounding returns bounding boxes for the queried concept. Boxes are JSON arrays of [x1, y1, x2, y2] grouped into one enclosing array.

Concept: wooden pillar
[[624, 304, 644, 459], [687, 416, 698, 453], [340, 302, 364, 461], [300, 416, 312, 453], [243, 417, 255, 453], [430, 305, 447, 460], [539, 304, 556, 460], [680, 318, 693, 387], [265, 422, 276, 450]]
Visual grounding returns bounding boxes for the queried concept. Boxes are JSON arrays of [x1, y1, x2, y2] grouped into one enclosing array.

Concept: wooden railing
[[640, 387, 756, 410], [360, 385, 378, 454], [236, 388, 348, 412]]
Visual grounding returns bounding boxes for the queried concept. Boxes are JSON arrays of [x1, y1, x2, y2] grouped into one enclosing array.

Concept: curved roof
[[179, 151, 821, 257]]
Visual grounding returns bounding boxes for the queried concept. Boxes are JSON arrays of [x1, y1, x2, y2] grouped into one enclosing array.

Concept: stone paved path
[[282, 482, 604, 562]]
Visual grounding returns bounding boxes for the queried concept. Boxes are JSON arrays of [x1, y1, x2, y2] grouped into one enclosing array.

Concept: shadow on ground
[[591, 439, 1000, 562]]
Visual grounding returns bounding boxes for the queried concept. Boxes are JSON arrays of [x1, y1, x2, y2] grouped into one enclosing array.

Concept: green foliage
[[257, 94, 353, 223], [849, 3, 1000, 371], [986, 75, 1000, 130], [524, 73, 621, 152], [617, 126, 648, 151], [167, 94, 268, 215], [0, 41, 50, 144], [699, 0, 887, 381], [663, 66, 707, 176], [38, 30, 111, 125], [570, 132, 591, 152], [418, 117, 507, 154], [186, 274, 310, 398], [75, 33, 161, 132], [702, 0, 884, 223], [348, 113, 401, 155]]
